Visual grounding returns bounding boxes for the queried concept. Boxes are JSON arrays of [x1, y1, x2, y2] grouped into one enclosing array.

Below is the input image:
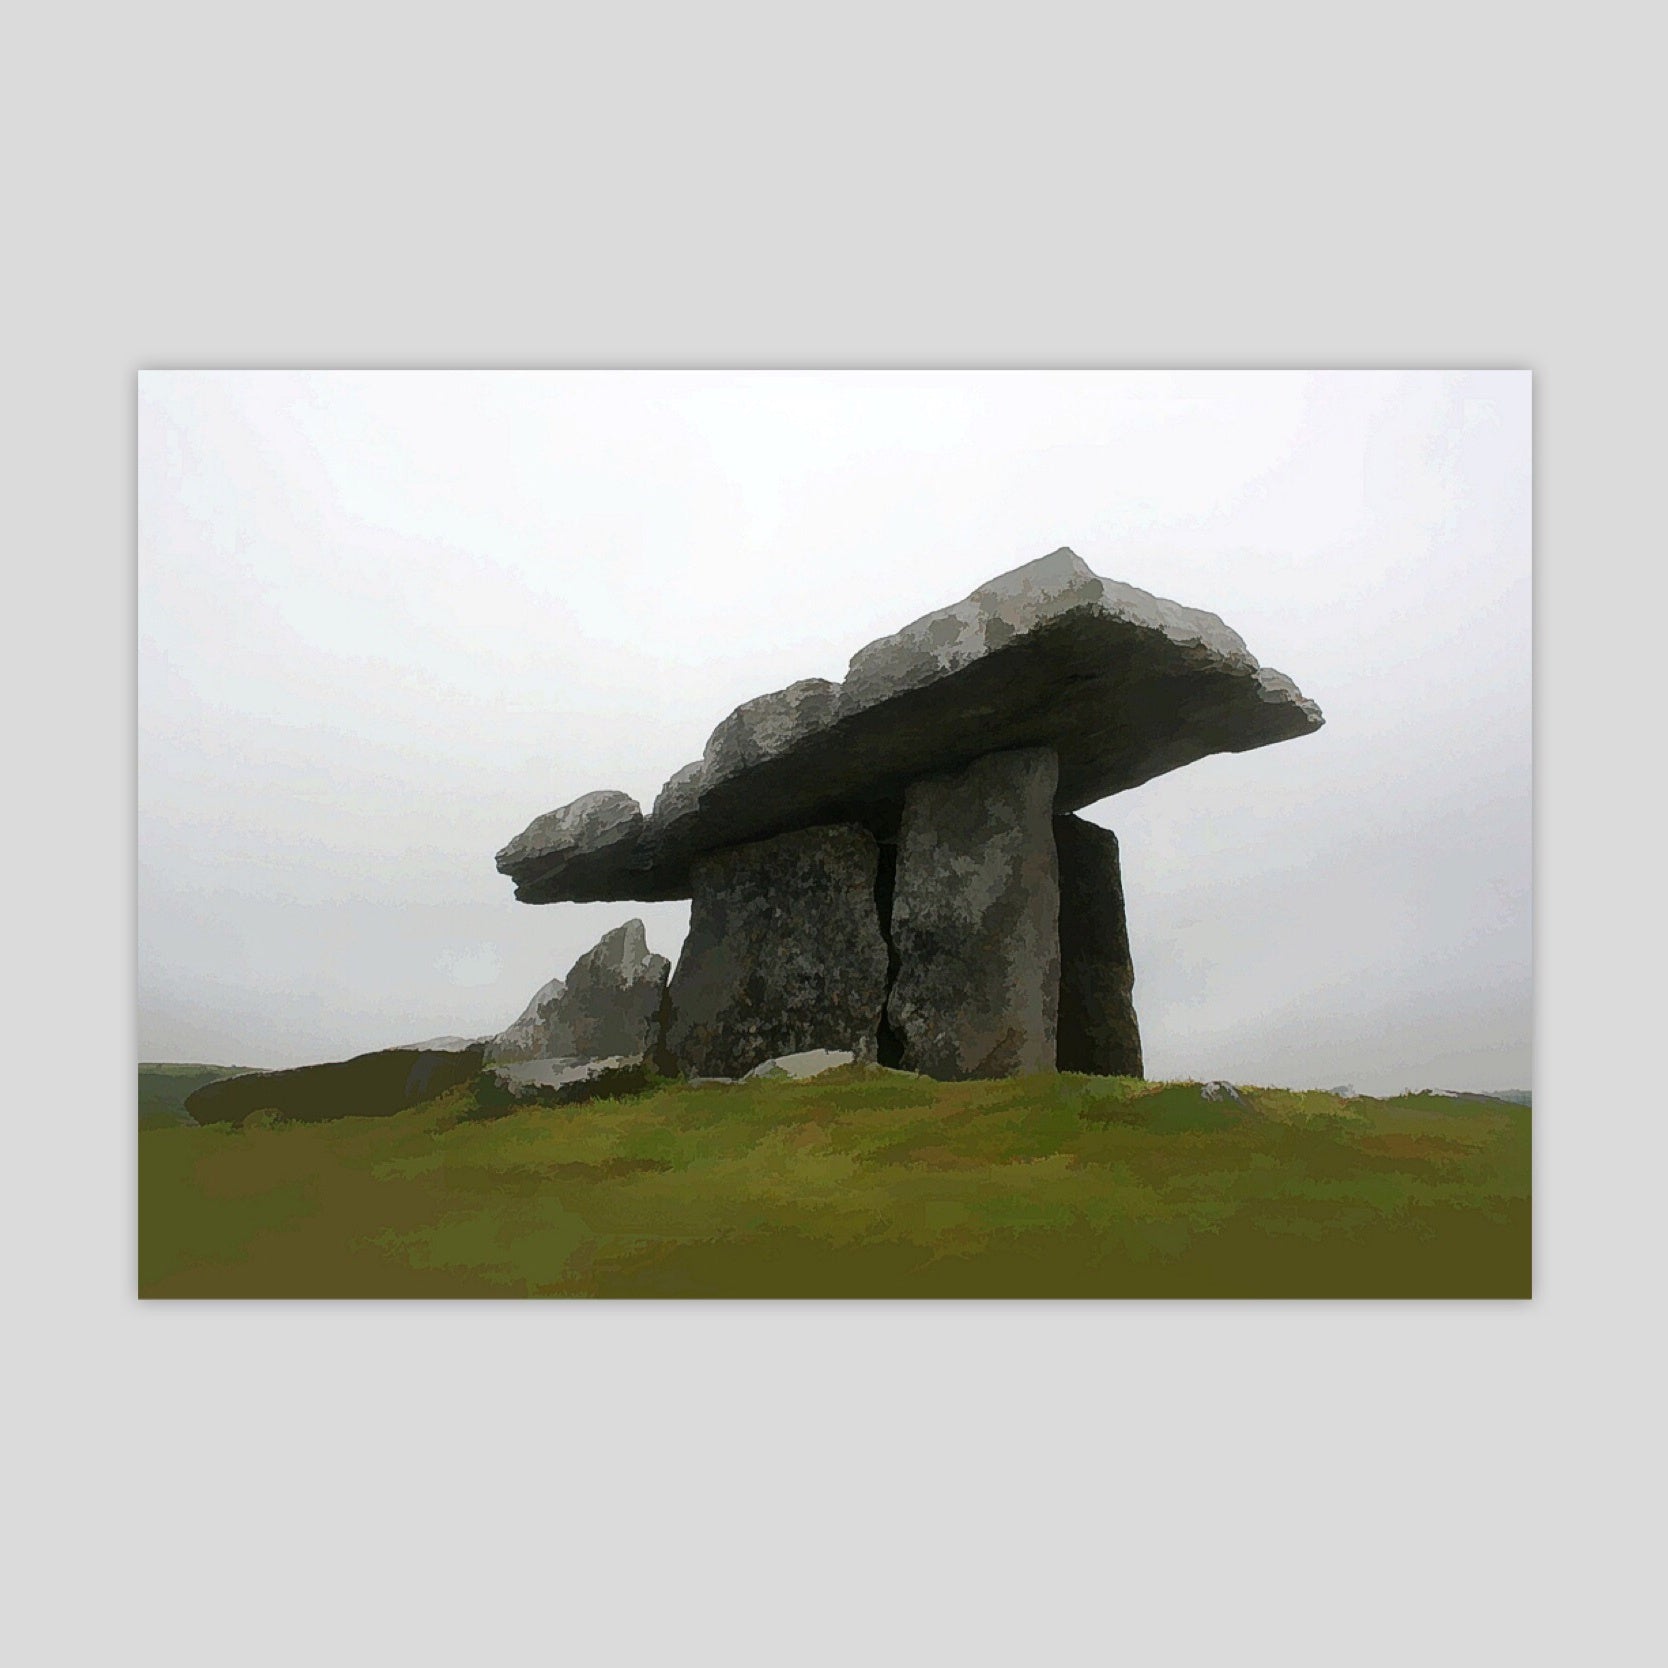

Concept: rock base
[[486, 1054, 653, 1107]]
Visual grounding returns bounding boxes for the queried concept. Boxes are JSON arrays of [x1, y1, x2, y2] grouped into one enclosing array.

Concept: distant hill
[[1419, 1088, 1532, 1107], [138, 1063, 260, 1128]]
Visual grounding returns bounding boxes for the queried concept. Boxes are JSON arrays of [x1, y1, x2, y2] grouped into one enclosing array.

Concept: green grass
[[137, 1067, 1530, 1298], [137, 1062, 258, 1129]]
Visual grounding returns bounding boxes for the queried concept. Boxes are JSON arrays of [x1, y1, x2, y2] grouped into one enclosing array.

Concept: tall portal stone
[[1054, 816, 1142, 1077], [886, 747, 1060, 1079], [664, 824, 889, 1079]]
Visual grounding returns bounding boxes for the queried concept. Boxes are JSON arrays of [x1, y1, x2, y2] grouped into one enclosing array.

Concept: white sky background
[[138, 370, 1530, 1095]]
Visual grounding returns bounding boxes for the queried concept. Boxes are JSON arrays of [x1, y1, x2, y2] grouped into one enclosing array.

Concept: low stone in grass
[[486, 1053, 654, 1107], [742, 1048, 858, 1082]]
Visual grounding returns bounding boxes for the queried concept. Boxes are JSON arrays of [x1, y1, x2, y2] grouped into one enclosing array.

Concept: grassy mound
[[138, 1066, 1530, 1298], [181, 1045, 488, 1126]]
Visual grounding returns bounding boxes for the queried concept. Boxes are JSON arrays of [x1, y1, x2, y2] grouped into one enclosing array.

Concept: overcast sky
[[137, 370, 1530, 1094]]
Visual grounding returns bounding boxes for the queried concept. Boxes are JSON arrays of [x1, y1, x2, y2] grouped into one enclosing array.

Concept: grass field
[[137, 1061, 259, 1129], [137, 1065, 1530, 1298]]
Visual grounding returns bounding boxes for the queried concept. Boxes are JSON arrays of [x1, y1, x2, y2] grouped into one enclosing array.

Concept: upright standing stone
[[484, 974, 575, 1065], [483, 917, 669, 1066], [664, 824, 889, 1079], [1054, 816, 1143, 1077], [563, 918, 672, 1060], [886, 747, 1060, 1079]]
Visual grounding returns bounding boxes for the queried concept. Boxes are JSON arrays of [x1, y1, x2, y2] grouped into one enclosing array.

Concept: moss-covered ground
[[138, 1066, 1529, 1298]]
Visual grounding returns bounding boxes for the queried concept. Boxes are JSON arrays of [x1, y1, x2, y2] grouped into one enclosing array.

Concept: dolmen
[[495, 548, 1323, 1083]]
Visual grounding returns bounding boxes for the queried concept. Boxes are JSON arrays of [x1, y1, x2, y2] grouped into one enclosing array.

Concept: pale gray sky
[[137, 370, 1530, 1094]]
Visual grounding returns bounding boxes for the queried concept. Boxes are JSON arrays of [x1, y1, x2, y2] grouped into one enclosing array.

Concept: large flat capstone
[[496, 548, 1324, 904]]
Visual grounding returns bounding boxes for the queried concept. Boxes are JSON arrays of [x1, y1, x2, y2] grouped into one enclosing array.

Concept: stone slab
[[885, 747, 1061, 1079], [741, 1048, 859, 1081], [1054, 815, 1143, 1077], [497, 548, 1323, 904], [487, 1054, 652, 1105], [484, 918, 669, 1065], [663, 824, 889, 1079]]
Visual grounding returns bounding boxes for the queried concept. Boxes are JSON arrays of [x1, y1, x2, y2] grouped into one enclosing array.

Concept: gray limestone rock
[[497, 549, 1323, 904], [487, 1053, 653, 1106], [484, 918, 669, 1065], [484, 974, 575, 1065], [741, 1048, 858, 1081], [1054, 815, 1142, 1077], [700, 678, 841, 787], [564, 918, 672, 1060], [495, 789, 650, 904], [663, 824, 889, 1079], [885, 748, 1061, 1080]]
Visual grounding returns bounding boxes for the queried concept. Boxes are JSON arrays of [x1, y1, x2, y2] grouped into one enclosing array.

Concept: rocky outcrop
[[484, 975, 574, 1065], [885, 748, 1061, 1079], [663, 824, 890, 1079], [1054, 816, 1142, 1077], [564, 919, 672, 1059], [485, 918, 669, 1065], [183, 1045, 487, 1127], [496, 548, 1324, 904]]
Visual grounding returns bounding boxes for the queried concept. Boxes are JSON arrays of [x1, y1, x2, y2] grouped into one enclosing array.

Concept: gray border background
[[10, 4, 1654, 1663]]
